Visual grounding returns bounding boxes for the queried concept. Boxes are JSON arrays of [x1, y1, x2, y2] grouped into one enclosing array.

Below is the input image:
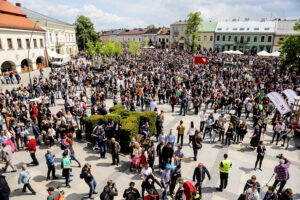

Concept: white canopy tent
[[257, 50, 271, 57], [232, 50, 243, 55], [223, 50, 234, 54], [270, 51, 280, 57]]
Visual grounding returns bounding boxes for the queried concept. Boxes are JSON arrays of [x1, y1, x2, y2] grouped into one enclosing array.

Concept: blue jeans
[[162, 182, 169, 200], [193, 148, 199, 161], [88, 178, 97, 197], [64, 169, 70, 186], [70, 155, 81, 166], [99, 144, 106, 157]]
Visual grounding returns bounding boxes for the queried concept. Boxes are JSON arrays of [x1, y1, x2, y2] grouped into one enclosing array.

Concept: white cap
[[279, 159, 284, 164]]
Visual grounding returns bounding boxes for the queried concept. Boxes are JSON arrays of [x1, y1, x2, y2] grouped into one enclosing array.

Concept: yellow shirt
[[177, 125, 185, 135]]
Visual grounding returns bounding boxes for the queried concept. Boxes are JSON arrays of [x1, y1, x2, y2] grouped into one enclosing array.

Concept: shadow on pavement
[[32, 175, 47, 182], [65, 193, 89, 200], [202, 186, 217, 194], [10, 188, 34, 197], [239, 166, 253, 174], [85, 155, 99, 161]]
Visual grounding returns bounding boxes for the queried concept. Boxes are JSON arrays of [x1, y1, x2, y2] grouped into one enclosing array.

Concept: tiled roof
[[0, 0, 44, 31], [119, 29, 148, 35], [0, 0, 25, 16], [198, 22, 218, 32], [144, 28, 160, 34], [17, 6, 73, 26], [158, 28, 170, 35]]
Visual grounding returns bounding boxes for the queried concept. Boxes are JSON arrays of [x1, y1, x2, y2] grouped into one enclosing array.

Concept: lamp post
[[27, 20, 39, 88]]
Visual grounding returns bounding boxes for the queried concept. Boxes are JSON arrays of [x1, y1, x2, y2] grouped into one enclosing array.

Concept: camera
[[276, 154, 283, 159]]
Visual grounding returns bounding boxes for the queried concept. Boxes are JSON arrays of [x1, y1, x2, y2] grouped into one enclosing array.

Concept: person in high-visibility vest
[[217, 153, 232, 191]]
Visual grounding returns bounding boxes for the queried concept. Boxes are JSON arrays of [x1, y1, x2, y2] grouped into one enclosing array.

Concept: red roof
[[119, 29, 148, 35], [0, 0, 44, 31]]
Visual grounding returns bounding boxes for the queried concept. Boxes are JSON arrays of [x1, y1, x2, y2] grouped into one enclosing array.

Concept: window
[[7, 39, 13, 49], [234, 36, 238, 42], [240, 36, 244, 43], [264, 28, 270, 31], [217, 28, 222, 30], [33, 39, 37, 48], [268, 36, 272, 42], [210, 36, 213, 41], [247, 28, 250, 30], [217, 35, 220, 41], [261, 36, 265, 42], [166, 38, 168, 42], [279, 37, 284, 41], [233, 28, 238, 31], [204, 36, 207, 41], [254, 28, 259, 31], [40, 39, 44, 47], [226, 28, 229, 31], [228, 36, 231, 41], [17, 39, 22, 49], [26, 39, 30, 48], [247, 36, 250, 42], [49, 33, 52, 42], [240, 28, 245, 31], [222, 35, 225, 41], [159, 38, 161, 42], [254, 36, 257, 42]]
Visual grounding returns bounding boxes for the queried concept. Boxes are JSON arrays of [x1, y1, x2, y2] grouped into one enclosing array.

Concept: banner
[[267, 92, 291, 115], [283, 89, 298, 104], [194, 56, 208, 65]]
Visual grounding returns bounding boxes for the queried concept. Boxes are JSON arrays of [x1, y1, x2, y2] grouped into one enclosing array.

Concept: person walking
[[18, 164, 36, 195], [216, 153, 232, 192], [45, 148, 58, 181], [176, 120, 185, 147], [193, 163, 211, 199], [81, 163, 98, 199], [161, 163, 172, 200], [1, 143, 17, 172], [26, 136, 39, 166], [169, 165, 182, 198], [272, 156, 291, 193], [191, 130, 203, 161], [109, 138, 121, 166], [188, 121, 196, 144], [166, 129, 176, 149], [254, 141, 266, 170], [281, 124, 294, 150], [98, 129, 107, 159], [62, 151, 72, 188]]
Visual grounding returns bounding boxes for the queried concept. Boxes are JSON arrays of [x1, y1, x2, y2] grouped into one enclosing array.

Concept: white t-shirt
[[247, 188, 259, 200], [140, 167, 152, 179]]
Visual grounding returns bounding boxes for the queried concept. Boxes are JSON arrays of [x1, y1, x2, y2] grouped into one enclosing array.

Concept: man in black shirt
[[123, 182, 141, 200]]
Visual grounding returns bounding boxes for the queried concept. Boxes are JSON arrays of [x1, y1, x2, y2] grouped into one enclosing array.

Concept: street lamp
[[27, 20, 39, 88]]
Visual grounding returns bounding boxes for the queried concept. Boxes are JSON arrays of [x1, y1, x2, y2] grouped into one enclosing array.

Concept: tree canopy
[[127, 40, 141, 57], [86, 40, 95, 58], [279, 21, 300, 73], [146, 24, 156, 29], [74, 15, 100, 50], [180, 12, 202, 52], [102, 39, 123, 58]]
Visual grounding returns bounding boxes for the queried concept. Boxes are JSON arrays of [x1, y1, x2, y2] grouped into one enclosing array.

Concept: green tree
[[279, 35, 300, 73], [294, 20, 300, 31], [180, 12, 202, 52], [95, 41, 102, 55], [144, 37, 149, 48], [86, 40, 95, 58], [113, 40, 123, 57], [146, 24, 156, 29], [102, 39, 115, 58], [74, 15, 100, 50], [128, 40, 141, 58]]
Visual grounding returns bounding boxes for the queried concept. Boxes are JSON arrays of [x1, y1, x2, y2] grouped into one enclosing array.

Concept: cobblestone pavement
[[1, 68, 300, 200]]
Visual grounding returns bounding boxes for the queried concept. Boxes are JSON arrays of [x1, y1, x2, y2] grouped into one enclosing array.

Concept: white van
[[52, 55, 70, 67]]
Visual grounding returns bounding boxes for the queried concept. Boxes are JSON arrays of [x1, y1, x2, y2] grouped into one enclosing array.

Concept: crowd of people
[[0, 48, 298, 200]]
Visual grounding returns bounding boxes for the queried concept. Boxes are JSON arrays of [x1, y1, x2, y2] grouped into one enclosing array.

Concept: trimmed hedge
[[85, 106, 156, 153], [109, 105, 125, 113]]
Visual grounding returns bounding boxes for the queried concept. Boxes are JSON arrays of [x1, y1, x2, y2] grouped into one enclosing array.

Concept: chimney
[[16, 3, 22, 7]]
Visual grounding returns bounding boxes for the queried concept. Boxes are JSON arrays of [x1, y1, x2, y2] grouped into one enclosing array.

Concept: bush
[[119, 117, 139, 153], [85, 115, 105, 141], [139, 111, 157, 136], [109, 105, 125, 113], [104, 114, 121, 122], [112, 109, 131, 119]]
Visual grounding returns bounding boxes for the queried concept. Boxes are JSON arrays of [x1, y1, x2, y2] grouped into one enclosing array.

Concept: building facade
[[0, 0, 46, 73], [198, 22, 217, 51], [157, 28, 170, 49], [16, 3, 78, 56], [117, 29, 148, 45], [273, 20, 298, 52], [143, 28, 160, 47], [170, 20, 189, 49], [214, 21, 276, 54]]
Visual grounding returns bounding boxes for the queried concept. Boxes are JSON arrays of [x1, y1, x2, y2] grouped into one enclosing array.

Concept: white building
[[16, 3, 78, 56], [0, 0, 46, 73]]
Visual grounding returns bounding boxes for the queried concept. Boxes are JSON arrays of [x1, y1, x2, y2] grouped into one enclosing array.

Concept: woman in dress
[[250, 125, 261, 150], [131, 143, 142, 172]]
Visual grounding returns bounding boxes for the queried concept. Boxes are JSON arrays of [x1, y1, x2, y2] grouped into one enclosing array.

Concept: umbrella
[[270, 51, 280, 57], [232, 50, 244, 55], [257, 50, 271, 57], [223, 50, 234, 54]]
